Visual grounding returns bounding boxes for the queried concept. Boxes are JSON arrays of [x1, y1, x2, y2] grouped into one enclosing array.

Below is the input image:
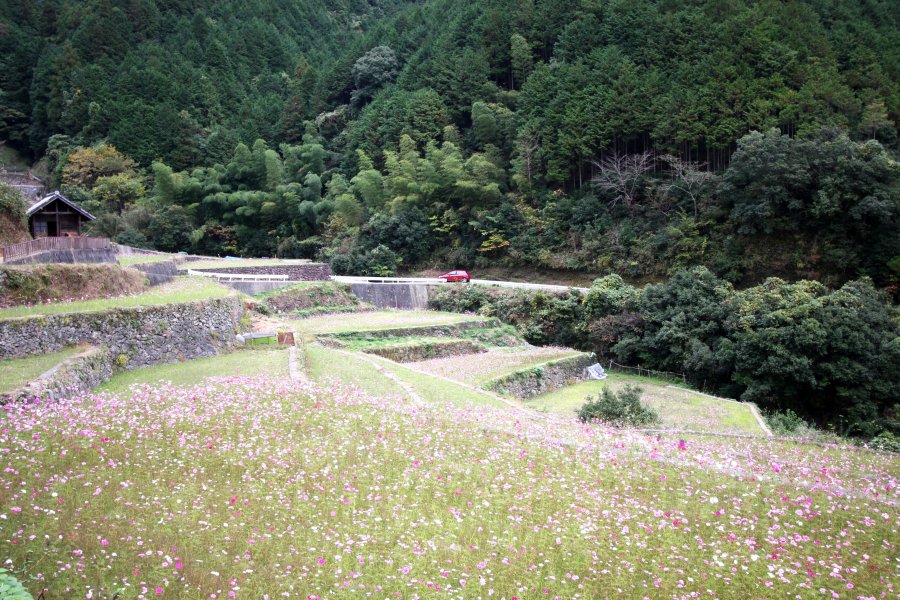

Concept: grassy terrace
[[2, 370, 896, 598], [96, 349, 289, 395], [333, 334, 473, 352], [290, 309, 487, 337], [305, 343, 401, 398], [116, 254, 172, 266], [530, 373, 765, 435], [305, 343, 509, 409], [0, 277, 232, 319], [410, 346, 583, 384], [0, 346, 82, 393]]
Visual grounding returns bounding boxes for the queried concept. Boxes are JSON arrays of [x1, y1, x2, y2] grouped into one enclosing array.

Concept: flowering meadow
[[0, 376, 897, 599]]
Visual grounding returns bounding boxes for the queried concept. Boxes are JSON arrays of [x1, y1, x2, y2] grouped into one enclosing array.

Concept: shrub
[[115, 227, 150, 248], [0, 568, 33, 599], [0, 181, 26, 225], [577, 385, 658, 427], [765, 409, 807, 435], [869, 431, 900, 453]]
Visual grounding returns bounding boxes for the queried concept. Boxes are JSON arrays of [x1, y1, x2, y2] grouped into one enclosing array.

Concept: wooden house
[[26, 191, 95, 238]]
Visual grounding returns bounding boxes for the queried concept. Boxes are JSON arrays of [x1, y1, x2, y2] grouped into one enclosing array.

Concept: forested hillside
[[2, 0, 898, 288], [1, 0, 899, 440]]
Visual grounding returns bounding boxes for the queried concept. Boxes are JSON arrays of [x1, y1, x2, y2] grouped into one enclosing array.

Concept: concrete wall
[[6, 248, 117, 265], [189, 263, 332, 281], [349, 283, 438, 310], [130, 260, 178, 286], [0, 297, 243, 367]]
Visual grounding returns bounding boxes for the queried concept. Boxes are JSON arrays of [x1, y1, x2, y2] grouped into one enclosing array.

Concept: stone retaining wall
[[0, 297, 244, 367], [189, 263, 332, 281], [483, 353, 595, 399], [1, 346, 112, 404], [364, 339, 485, 363]]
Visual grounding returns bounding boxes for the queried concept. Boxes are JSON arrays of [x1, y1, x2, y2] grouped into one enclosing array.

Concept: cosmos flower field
[[0, 376, 897, 599]]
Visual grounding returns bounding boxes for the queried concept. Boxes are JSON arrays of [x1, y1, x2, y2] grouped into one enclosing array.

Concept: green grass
[[332, 334, 471, 352], [0, 277, 232, 319], [306, 343, 507, 408], [305, 344, 401, 397], [0, 145, 30, 169], [5, 366, 896, 598], [379, 360, 511, 409], [291, 310, 488, 338], [529, 373, 765, 435], [95, 349, 289, 394], [116, 255, 171, 266], [0, 346, 82, 393], [178, 258, 311, 270], [3, 346, 897, 598]]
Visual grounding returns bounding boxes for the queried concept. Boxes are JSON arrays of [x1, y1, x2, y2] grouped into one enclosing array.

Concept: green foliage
[[92, 173, 146, 214], [617, 268, 733, 386], [765, 409, 808, 436], [0, 568, 33, 600], [0, 181, 27, 226], [4, 0, 899, 440], [351, 46, 399, 107], [722, 129, 899, 283], [724, 277, 900, 436], [869, 431, 900, 453], [430, 285, 585, 347], [147, 206, 193, 252], [583, 274, 639, 320], [577, 384, 658, 427]]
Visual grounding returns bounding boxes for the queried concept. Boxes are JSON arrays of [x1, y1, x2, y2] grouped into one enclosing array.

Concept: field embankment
[[0, 263, 147, 308]]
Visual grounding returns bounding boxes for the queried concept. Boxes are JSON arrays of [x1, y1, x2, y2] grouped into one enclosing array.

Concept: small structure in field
[[26, 191, 95, 238]]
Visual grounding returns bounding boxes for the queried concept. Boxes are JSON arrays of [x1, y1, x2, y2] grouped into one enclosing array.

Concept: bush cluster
[[577, 385, 658, 428], [432, 267, 900, 442]]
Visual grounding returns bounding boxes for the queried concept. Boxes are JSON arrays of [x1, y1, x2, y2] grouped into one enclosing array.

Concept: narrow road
[[331, 275, 589, 293]]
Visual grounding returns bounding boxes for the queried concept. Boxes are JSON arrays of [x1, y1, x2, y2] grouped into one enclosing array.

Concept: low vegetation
[[577, 384, 659, 427], [289, 310, 486, 338], [432, 270, 900, 444], [0, 263, 147, 308], [0, 346, 81, 394], [0, 182, 29, 248], [0, 276, 231, 319], [1, 376, 896, 598], [531, 374, 764, 436], [95, 349, 289, 395], [255, 281, 362, 315], [409, 345, 581, 384]]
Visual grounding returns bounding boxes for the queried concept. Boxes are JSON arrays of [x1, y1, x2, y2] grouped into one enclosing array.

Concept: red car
[[439, 270, 471, 283]]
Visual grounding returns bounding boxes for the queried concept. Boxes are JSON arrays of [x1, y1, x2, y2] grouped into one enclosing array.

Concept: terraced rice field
[[531, 374, 766, 435], [409, 345, 582, 384], [1, 376, 896, 598], [290, 310, 487, 337]]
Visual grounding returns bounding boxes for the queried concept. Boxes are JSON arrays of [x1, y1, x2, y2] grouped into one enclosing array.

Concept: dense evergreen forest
[[1, 0, 898, 437]]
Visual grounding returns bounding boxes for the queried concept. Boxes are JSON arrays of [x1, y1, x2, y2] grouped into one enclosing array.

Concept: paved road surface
[[331, 275, 590, 293]]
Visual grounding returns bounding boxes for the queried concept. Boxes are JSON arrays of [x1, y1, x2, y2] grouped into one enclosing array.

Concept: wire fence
[[605, 359, 687, 384]]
